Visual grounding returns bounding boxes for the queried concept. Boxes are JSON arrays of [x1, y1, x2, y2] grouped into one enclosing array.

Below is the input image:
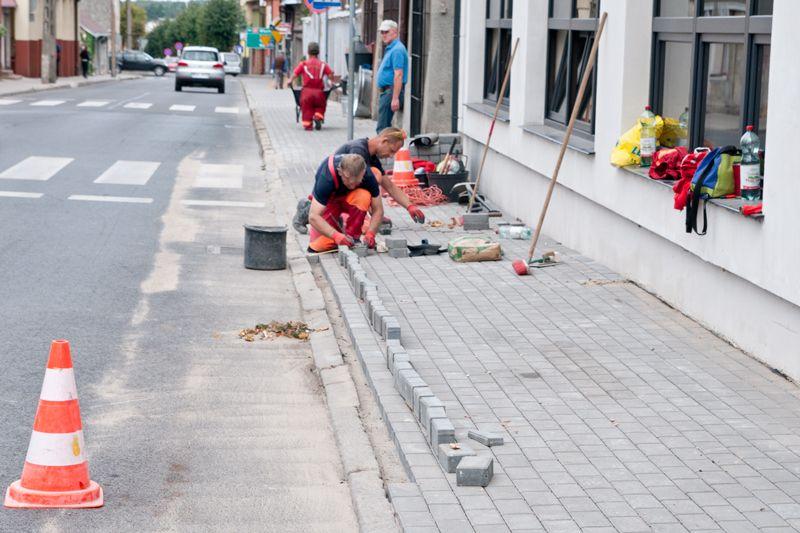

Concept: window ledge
[[620, 165, 764, 220], [522, 123, 595, 155], [465, 102, 510, 123]]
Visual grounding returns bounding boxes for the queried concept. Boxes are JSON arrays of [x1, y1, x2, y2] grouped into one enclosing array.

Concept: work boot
[[292, 198, 311, 234]]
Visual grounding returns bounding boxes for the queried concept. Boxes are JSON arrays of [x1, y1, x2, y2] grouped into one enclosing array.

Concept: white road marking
[[78, 100, 111, 107], [0, 191, 43, 199], [68, 195, 153, 204], [215, 107, 239, 114], [124, 102, 153, 109], [182, 200, 265, 208], [94, 160, 161, 185], [170, 104, 196, 112], [193, 163, 243, 189], [31, 100, 66, 107], [0, 156, 74, 181], [0, 99, 21, 105]]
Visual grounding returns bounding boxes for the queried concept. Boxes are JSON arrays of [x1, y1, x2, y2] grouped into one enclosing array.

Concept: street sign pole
[[347, 0, 355, 140]]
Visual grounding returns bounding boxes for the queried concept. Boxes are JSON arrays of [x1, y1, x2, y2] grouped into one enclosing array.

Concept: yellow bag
[[610, 115, 665, 167], [659, 117, 683, 148]]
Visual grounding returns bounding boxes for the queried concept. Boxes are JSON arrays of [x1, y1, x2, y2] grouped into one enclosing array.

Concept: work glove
[[362, 231, 376, 249], [407, 204, 425, 224], [332, 232, 355, 248]]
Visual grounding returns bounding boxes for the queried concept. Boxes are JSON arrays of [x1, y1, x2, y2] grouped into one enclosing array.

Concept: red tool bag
[[649, 146, 688, 180], [673, 148, 710, 211]]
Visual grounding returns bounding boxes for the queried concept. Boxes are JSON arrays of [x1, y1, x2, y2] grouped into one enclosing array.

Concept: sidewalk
[[0, 73, 141, 97], [243, 78, 800, 533]]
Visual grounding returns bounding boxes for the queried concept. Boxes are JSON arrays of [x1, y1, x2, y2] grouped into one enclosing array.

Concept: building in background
[[1, 0, 14, 73], [241, 0, 282, 75], [11, 0, 80, 77], [79, 0, 116, 75]]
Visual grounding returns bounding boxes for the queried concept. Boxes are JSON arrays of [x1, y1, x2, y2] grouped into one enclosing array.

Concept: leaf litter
[[239, 321, 325, 342]]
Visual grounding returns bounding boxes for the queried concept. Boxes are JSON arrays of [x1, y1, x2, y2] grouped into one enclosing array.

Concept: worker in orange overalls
[[288, 42, 334, 131]]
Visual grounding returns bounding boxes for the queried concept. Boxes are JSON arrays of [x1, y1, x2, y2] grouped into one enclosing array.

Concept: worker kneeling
[[308, 153, 384, 253]]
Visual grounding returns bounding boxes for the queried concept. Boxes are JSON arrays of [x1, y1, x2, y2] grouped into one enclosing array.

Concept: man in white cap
[[375, 20, 408, 132]]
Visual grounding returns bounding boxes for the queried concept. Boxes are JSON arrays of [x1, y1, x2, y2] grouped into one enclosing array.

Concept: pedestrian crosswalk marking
[[78, 100, 111, 107], [182, 200, 265, 208], [68, 195, 154, 204], [124, 103, 153, 109], [0, 156, 74, 181], [214, 107, 239, 114], [31, 100, 65, 107], [170, 104, 196, 112], [0, 191, 43, 199], [193, 164, 243, 189], [94, 160, 161, 185], [0, 99, 21, 106]]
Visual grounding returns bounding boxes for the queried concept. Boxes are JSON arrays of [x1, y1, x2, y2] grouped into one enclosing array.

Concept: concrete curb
[[242, 82, 400, 533], [0, 74, 143, 97]]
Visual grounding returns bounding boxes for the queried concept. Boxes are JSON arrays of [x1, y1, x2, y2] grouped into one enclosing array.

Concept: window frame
[[650, 0, 772, 148], [483, 0, 513, 107], [545, 0, 600, 138]]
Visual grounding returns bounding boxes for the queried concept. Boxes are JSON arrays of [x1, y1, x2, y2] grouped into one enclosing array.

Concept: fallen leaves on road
[[239, 321, 312, 342]]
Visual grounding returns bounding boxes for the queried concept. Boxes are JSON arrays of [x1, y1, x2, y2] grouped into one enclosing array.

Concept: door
[[409, 0, 424, 136]]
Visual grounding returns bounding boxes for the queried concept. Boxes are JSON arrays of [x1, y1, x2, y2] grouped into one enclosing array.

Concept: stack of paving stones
[[386, 237, 410, 258]]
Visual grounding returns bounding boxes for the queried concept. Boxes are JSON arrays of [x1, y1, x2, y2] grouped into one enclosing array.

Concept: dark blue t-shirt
[[312, 154, 380, 205], [335, 138, 385, 176]]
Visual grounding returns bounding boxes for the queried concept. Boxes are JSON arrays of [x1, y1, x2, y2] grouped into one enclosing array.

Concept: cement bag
[[610, 115, 665, 167], [448, 236, 501, 263]]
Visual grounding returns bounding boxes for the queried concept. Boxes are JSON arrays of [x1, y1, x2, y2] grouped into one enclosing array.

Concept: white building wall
[[458, 0, 800, 379], [302, 8, 361, 79]]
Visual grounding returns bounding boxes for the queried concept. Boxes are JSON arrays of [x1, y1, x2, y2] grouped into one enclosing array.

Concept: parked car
[[175, 46, 225, 93], [164, 56, 180, 73], [222, 53, 241, 76], [117, 51, 167, 76]]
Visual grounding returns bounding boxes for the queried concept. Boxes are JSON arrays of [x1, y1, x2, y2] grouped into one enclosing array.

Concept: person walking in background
[[375, 20, 408, 132], [79, 46, 91, 78], [288, 42, 334, 131], [273, 51, 287, 89]]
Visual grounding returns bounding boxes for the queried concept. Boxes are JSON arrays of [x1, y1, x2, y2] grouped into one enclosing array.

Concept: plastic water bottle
[[740, 125, 762, 200], [498, 225, 532, 240], [639, 105, 657, 167], [678, 107, 689, 147]]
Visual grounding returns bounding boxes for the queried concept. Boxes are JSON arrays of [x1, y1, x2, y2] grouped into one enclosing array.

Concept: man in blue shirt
[[375, 20, 408, 132]]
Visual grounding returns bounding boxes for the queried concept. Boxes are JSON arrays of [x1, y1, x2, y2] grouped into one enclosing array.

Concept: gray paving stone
[[469, 429, 505, 447], [430, 417, 456, 448], [457, 455, 494, 487], [438, 443, 477, 473]]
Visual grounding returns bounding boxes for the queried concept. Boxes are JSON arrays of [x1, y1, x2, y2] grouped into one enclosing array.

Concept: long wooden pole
[[466, 38, 519, 212], [526, 12, 607, 263]]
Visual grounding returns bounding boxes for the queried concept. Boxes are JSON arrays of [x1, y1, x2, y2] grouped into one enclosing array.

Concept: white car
[[175, 46, 225, 93], [222, 53, 241, 76]]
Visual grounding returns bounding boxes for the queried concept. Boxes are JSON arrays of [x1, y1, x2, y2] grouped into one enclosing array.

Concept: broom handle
[[466, 38, 520, 212], [527, 12, 607, 263]]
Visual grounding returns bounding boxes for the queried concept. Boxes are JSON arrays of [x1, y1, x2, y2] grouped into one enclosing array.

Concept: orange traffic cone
[[5, 340, 103, 509], [391, 147, 419, 188]]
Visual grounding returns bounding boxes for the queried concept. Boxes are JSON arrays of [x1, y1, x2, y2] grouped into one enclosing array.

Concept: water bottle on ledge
[[639, 105, 657, 167], [740, 125, 762, 201]]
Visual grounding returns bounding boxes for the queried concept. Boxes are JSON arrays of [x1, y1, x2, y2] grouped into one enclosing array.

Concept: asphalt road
[[0, 76, 357, 531]]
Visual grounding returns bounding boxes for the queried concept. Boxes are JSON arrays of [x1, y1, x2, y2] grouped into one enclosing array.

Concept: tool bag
[[649, 146, 688, 180], [685, 146, 740, 235]]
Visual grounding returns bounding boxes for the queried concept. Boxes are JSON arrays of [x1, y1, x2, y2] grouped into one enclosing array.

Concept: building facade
[[456, 1, 800, 379], [79, 0, 116, 75], [12, 0, 79, 77]]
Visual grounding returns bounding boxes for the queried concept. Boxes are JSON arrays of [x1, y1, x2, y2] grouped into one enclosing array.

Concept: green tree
[[173, 1, 204, 46], [199, 0, 244, 52], [138, 0, 187, 21], [120, 3, 148, 48], [144, 19, 175, 57]]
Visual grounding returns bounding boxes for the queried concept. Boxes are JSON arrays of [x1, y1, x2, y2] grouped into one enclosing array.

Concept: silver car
[[222, 53, 241, 76], [175, 46, 226, 93]]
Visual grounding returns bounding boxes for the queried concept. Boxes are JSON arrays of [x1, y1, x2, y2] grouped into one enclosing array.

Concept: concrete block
[[462, 212, 490, 230], [437, 443, 476, 473], [422, 406, 447, 437], [468, 430, 504, 447], [384, 318, 401, 341], [389, 248, 410, 258], [419, 396, 445, 426], [352, 244, 368, 257], [391, 353, 410, 376], [404, 377, 427, 410], [394, 369, 418, 402], [456, 455, 493, 487], [412, 386, 435, 419], [430, 417, 456, 448], [373, 309, 389, 333], [392, 360, 412, 378], [387, 345, 408, 369], [398, 372, 426, 407], [338, 246, 349, 265], [385, 238, 407, 249]]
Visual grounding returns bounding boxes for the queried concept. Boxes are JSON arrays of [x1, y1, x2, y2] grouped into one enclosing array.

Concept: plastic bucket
[[243, 225, 287, 270], [427, 171, 470, 202]]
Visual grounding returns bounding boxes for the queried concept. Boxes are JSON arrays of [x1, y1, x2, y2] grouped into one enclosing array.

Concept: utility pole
[[324, 8, 329, 63], [110, 0, 117, 76], [41, 0, 56, 83], [347, 0, 356, 140], [126, 0, 132, 50]]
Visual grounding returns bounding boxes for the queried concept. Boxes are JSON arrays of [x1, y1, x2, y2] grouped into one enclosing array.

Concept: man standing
[[80, 46, 91, 78], [375, 20, 408, 133], [273, 51, 286, 89]]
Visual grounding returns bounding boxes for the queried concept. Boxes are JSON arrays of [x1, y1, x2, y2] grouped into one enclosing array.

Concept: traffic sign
[[163, 48, 172, 57], [175, 42, 183, 51], [234, 44, 243, 54], [313, 1, 342, 7]]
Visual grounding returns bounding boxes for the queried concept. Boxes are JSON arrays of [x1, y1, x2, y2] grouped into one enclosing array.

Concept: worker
[[308, 154, 384, 253], [292, 127, 425, 234], [287, 42, 333, 131]]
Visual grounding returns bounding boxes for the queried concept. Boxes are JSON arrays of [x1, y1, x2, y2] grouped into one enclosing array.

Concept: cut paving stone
[[430, 417, 456, 448], [390, 353, 410, 375], [385, 318, 401, 340], [468, 430, 504, 447], [412, 386, 435, 419], [385, 238, 407, 249], [352, 244, 368, 257], [438, 443, 476, 473], [402, 377, 427, 408], [462, 212, 490, 230], [456, 455, 494, 487], [423, 406, 448, 437], [389, 248, 410, 258], [392, 360, 412, 378], [419, 396, 445, 426]]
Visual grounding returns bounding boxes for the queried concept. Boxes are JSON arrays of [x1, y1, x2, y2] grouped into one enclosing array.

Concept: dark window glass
[[571, 32, 595, 123], [659, 0, 696, 17], [547, 30, 568, 119], [703, 42, 745, 147], [702, 0, 746, 16], [552, 0, 572, 18], [660, 41, 693, 123], [757, 44, 770, 143], [575, 0, 599, 19], [755, 0, 773, 15]]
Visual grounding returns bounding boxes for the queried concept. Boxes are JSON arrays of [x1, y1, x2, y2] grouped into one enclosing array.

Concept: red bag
[[673, 148, 710, 211], [649, 147, 688, 180]]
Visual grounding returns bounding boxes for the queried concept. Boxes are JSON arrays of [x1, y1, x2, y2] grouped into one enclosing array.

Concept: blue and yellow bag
[[685, 146, 741, 235]]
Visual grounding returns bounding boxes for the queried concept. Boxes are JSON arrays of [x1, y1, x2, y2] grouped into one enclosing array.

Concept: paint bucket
[[243, 225, 287, 270]]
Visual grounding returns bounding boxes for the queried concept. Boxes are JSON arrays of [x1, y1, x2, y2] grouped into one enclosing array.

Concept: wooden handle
[[467, 38, 520, 212], [527, 12, 607, 262]]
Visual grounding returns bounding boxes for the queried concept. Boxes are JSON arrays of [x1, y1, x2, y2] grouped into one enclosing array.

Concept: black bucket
[[243, 225, 287, 270]]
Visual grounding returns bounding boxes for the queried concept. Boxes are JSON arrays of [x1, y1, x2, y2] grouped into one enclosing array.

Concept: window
[[546, 0, 600, 135], [652, 0, 772, 147], [484, 0, 513, 105]]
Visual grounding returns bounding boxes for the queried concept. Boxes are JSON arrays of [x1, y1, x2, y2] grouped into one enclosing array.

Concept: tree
[[121, 3, 147, 49], [144, 19, 175, 57], [199, 0, 244, 52]]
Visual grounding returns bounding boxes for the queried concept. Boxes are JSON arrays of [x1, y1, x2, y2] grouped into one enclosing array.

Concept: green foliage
[[120, 3, 148, 46], [144, 0, 242, 57], [138, 0, 188, 21]]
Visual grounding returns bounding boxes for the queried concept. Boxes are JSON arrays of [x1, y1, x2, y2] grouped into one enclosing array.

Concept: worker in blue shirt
[[375, 20, 408, 132]]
